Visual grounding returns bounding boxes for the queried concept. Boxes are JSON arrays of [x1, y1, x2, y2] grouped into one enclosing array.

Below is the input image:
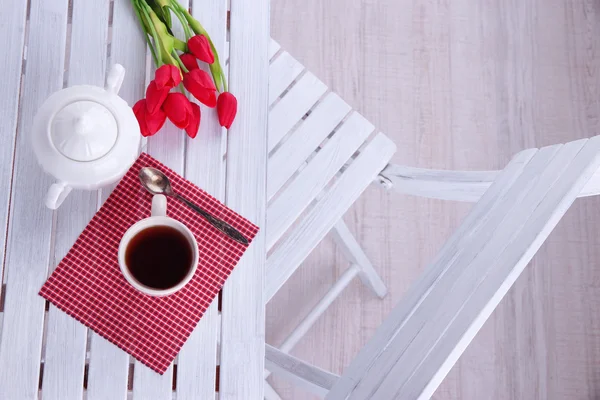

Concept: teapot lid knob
[[50, 100, 118, 162]]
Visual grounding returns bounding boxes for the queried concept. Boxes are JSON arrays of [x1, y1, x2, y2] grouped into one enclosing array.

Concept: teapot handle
[[46, 181, 72, 209], [105, 64, 125, 94]]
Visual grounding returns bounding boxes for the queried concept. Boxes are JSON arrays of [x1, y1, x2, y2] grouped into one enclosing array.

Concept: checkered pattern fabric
[[39, 153, 259, 374]]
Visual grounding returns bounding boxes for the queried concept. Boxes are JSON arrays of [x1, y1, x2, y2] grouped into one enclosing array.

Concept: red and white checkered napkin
[[39, 152, 259, 374]]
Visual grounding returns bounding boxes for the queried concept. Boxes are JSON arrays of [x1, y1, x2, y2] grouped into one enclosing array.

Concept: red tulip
[[133, 99, 166, 137], [154, 64, 181, 89], [145, 80, 170, 114], [185, 103, 201, 138], [217, 92, 237, 129], [183, 69, 217, 107], [179, 53, 199, 71], [187, 35, 215, 64], [162, 92, 194, 129]]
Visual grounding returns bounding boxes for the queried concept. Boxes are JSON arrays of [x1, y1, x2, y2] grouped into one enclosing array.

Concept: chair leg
[[266, 344, 339, 398], [265, 380, 283, 400], [330, 220, 387, 298]]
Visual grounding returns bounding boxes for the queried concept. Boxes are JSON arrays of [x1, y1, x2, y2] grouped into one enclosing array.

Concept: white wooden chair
[[264, 40, 395, 399], [265, 40, 600, 399]]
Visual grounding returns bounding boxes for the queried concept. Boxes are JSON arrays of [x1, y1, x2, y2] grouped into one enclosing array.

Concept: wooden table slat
[[0, 2, 70, 399], [176, 0, 228, 398], [86, 0, 148, 398], [219, 0, 269, 398], [41, 1, 111, 399]]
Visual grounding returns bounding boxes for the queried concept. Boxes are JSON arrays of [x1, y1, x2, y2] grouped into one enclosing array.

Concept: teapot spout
[[105, 64, 125, 94]]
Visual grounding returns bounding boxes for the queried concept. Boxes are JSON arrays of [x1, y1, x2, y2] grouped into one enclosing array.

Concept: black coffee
[[125, 226, 193, 290]]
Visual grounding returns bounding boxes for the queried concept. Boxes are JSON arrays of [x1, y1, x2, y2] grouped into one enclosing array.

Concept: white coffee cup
[[118, 194, 199, 296]]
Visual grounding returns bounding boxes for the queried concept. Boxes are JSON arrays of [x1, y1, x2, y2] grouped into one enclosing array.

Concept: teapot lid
[[32, 65, 140, 189], [50, 100, 118, 161]]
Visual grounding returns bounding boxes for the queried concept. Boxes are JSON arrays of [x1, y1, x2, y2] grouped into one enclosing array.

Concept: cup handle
[[46, 181, 72, 209], [151, 195, 167, 217]]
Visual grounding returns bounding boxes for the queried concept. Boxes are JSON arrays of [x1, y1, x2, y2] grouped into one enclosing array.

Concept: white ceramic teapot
[[31, 64, 141, 209]]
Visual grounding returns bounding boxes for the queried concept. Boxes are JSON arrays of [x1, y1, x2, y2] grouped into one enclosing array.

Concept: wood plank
[[41, 1, 111, 399], [268, 72, 328, 151], [269, 51, 305, 105], [266, 344, 339, 397], [267, 112, 374, 249], [175, 0, 228, 399], [86, 0, 147, 398], [0, 0, 27, 310], [219, 0, 269, 398], [268, 92, 351, 200], [0, 2, 69, 399], [380, 163, 600, 201], [266, 133, 396, 301]]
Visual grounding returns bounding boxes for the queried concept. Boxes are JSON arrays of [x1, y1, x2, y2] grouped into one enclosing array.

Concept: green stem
[[173, 37, 187, 52], [172, 50, 189, 73], [132, 1, 159, 65], [167, 5, 192, 40], [139, 1, 163, 66]]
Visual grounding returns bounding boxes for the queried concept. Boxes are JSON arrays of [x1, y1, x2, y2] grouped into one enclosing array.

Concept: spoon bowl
[[139, 167, 175, 196], [138, 167, 249, 245]]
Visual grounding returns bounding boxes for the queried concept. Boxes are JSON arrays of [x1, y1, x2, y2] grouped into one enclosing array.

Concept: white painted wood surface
[[325, 141, 600, 400], [267, 112, 374, 249], [330, 221, 387, 298], [268, 72, 328, 151], [0, 1, 27, 313], [174, 0, 228, 398], [86, 0, 147, 398], [269, 51, 305, 105], [266, 133, 396, 301], [266, 345, 339, 397], [379, 164, 600, 202], [267, 92, 351, 200], [41, 1, 110, 399], [219, 0, 269, 399], [0, 2, 69, 399]]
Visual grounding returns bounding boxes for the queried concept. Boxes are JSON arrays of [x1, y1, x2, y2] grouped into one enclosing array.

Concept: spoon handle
[[175, 194, 249, 245]]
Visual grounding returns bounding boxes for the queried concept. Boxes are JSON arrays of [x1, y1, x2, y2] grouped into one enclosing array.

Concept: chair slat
[[0, 3, 69, 400], [269, 51, 305, 105], [267, 112, 374, 249], [268, 72, 327, 151], [42, 1, 111, 399], [268, 93, 351, 200], [266, 133, 396, 301], [87, 0, 148, 397]]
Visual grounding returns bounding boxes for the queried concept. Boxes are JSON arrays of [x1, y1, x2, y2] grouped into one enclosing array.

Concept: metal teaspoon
[[139, 167, 249, 245]]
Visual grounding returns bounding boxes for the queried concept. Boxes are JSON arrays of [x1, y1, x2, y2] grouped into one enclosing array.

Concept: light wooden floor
[[267, 1, 600, 399]]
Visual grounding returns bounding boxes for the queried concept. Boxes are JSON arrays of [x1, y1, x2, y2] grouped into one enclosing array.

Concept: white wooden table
[[0, 1, 268, 399]]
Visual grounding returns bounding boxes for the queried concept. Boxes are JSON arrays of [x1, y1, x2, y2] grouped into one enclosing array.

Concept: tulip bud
[[183, 69, 217, 108], [187, 35, 215, 64], [217, 92, 237, 129], [163, 92, 194, 129], [133, 99, 167, 137]]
